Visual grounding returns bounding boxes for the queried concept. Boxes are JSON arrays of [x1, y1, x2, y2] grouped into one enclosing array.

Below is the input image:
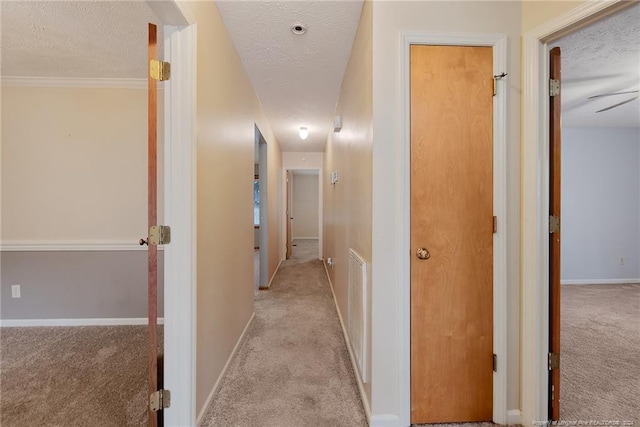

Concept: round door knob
[[416, 248, 431, 260]]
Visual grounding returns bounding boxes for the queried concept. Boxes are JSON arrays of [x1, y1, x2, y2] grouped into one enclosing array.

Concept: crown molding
[[0, 76, 164, 89]]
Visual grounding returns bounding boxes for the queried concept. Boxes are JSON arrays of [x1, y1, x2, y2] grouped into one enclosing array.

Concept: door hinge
[[149, 225, 171, 245], [493, 353, 497, 372], [149, 389, 171, 412], [549, 79, 560, 97], [548, 352, 560, 370], [549, 215, 560, 234], [551, 384, 555, 405], [150, 60, 171, 81], [493, 216, 498, 234]]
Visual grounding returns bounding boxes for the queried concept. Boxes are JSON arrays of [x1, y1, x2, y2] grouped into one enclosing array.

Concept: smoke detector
[[291, 23, 307, 35]]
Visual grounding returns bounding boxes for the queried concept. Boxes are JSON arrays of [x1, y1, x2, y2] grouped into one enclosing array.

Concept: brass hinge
[[149, 389, 171, 412], [548, 352, 560, 370], [493, 216, 498, 234], [150, 60, 171, 81], [493, 353, 497, 372], [549, 79, 560, 97], [549, 215, 560, 234], [149, 225, 171, 245]]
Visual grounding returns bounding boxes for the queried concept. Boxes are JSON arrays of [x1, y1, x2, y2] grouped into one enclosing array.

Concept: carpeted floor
[[200, 238, 367, 426], [560, 283, 640, 423], [0, 325, 162, 426]]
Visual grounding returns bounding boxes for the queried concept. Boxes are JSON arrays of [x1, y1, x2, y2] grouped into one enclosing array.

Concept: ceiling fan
[[588, 90, 639, 113]]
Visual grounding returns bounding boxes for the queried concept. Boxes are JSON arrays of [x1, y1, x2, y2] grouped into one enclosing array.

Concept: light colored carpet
[[0, 325, 162, 426], [560, 283, 640, 422], [200, 238, 367, 426]]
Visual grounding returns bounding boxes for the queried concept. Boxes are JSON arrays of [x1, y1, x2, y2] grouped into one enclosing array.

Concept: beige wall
[[323, 0, 373, 410], [292, 173, 319, 239], [1, 86, 162, 242], [523, 1, 588, 32], [371, 1, 522, 419], [179, 1, 281, 415]]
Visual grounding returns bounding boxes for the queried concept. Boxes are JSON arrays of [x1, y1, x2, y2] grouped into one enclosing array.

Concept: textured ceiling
[[1, 1, 161, 78], [216, 1, 364, 152], [552, 3, 640, 128]]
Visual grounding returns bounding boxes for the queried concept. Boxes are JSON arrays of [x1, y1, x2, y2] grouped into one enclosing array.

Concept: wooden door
[[548, 46, 562, 421], [286, 170, 293, 259], [410, 45, 494, 424], [147, 23, 160, 427]]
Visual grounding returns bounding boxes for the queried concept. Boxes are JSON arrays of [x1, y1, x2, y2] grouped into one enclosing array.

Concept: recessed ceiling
[[216, 1, 364, 152], [1, 1, 161, 79], [551, 3, 640, 128]]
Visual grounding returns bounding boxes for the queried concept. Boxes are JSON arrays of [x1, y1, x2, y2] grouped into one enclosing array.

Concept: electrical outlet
[[11, 285, 21, 299], [619, 257, 625, 265]]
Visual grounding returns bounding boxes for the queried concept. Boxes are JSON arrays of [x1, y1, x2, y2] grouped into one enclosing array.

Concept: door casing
[[400, 32, 509, 426], [521, 0, 630, 423]]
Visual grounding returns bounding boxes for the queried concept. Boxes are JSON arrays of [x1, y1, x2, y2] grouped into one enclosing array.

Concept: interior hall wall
[[178, 0, 282, 415], [371, 0, 522, 420]]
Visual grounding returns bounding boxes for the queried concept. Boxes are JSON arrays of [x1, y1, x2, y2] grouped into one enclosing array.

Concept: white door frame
[[146, 0, 197, 424], [521, 0, 628, 423], [400, 32, 509, 426]]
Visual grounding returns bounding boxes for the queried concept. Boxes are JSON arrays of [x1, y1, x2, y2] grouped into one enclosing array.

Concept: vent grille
[[348, 248, 368, 383]]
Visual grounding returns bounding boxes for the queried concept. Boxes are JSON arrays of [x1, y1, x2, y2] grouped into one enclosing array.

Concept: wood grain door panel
[[410, 44, 494, 424], [549, 46, 562, 421]]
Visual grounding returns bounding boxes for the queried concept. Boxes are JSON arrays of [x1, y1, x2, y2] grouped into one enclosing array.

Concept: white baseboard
[[507, 409, 522, 425], [561, 278, 640, 285], [370, 414, 402, 427], [260, 259, 283, 290], [0, 317, 165, 327], [323, 261, 372, 424], [196, 312, 255, 425]]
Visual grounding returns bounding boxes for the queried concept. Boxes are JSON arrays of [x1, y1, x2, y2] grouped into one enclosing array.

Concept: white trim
[[0, 76, 152, 89], [323, 261, 372, 423], [522, 1, 625, 424], [400, 32, 510, 426], [0, 317, 164, 327], [292, 237, 319, 240], [561, 279, 640, 285], [507, 409, 523, 425], [162, 23, 198, 427], [0, 241, 165, 252], [196, 313, 255, 426], [370, 414, 401, 427]]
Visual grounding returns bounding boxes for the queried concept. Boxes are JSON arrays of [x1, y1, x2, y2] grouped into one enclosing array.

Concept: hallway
[[200, 239, 367, 426]]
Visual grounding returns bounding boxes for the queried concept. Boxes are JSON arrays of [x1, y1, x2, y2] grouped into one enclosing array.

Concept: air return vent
[[348, 248, 368, 383]]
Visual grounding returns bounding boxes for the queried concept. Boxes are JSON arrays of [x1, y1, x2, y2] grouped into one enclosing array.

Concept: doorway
[[400, 32, 509, 425], [255, 125, 269, 289], [522, 0, 636, 423], [546, 5, 640, 420], [409, 44, 494, 424]]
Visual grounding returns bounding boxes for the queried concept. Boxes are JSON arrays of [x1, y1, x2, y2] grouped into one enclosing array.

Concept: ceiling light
[[291, 23, 307, 35], [299, 127, 309, 140]]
